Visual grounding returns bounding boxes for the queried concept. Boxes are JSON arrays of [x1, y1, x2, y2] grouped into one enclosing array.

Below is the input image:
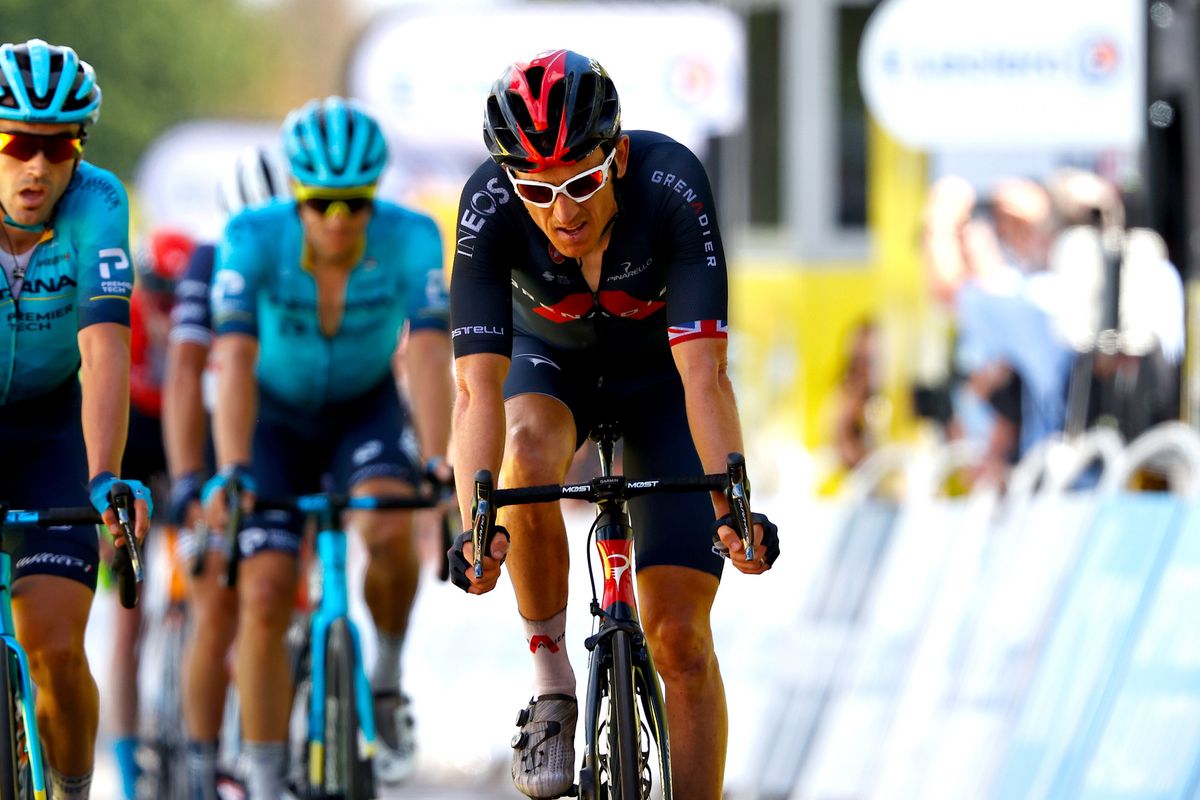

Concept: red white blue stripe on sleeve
[[667, 320, 728, 345]]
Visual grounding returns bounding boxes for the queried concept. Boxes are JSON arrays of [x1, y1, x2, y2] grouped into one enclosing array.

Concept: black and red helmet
[[484, 49, 621, 174]]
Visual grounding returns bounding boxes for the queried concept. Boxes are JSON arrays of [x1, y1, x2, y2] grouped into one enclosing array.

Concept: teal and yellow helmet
[[282, 96, 388, 189], [0, 39, 101, 127]]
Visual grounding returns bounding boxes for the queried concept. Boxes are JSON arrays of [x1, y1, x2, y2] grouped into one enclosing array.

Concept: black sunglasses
[[301, 196, 374, 216]]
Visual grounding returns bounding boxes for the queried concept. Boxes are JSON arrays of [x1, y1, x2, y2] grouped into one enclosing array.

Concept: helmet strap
[[1, 214, 47, 233]]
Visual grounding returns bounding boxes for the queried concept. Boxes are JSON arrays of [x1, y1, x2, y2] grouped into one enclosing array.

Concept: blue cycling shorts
[[238, 378, 422, 558], [0, 378, 100, 590], [504, 335, 723, 579]]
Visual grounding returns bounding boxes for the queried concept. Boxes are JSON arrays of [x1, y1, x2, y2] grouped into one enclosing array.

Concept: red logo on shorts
[[529, 635, 561, 654]]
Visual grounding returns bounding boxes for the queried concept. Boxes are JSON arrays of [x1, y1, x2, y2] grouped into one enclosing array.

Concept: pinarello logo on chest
[[548, 244, 565, 265]]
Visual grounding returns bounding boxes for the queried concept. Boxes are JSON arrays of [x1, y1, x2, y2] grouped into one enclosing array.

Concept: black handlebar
[[1, 493, 144, 610], [15, 507, 100, 525], [217, 487, 443, 588], [468, 453, 754, 575], [489, 473, 726, 506]]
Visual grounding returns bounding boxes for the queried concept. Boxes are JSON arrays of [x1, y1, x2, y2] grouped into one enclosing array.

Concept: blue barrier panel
[[796, 496, 978, 799], [1068, 500, 1200, 800], [995, 492, 1183, 800], [877, 491, 1097, 800], [752, 498, 900, 796]]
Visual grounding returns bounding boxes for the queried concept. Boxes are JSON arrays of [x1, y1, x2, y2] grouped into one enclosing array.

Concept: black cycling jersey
[[450, 130, 729, 371]]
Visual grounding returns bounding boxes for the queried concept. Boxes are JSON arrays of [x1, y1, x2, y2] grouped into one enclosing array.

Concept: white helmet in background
[[218, 144, 291, 216]]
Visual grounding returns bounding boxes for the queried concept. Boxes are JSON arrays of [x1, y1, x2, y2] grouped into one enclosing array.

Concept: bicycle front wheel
[[0, 650, 18, 800], [323, 619, 373, 800], [139, 608, 189, 800], [606, 630, 642, 799], [0, 649, 34, 800], [635, 660, 672, 800]]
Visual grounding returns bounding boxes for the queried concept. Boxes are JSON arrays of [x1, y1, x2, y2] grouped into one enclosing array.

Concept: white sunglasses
[[506, 148, 618, 208]]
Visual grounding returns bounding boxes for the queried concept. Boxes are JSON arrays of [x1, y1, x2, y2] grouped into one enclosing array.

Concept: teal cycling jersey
[[0, 161, 133, 405], [211, 199, 449, 411]]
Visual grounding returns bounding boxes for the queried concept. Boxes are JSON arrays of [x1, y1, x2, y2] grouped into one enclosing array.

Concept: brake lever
[[470, 470, 495, 579], [724, 453, 754, 561], [221, 481, 243, 589], [110, 482, 143, 609]]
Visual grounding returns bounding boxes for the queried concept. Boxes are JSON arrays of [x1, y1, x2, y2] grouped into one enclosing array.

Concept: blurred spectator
[[831, 319, 886, 471], [1045, 167, 1124, 230], [991, 177, 1054, 272], [922, 168, 1185, 486], [1045, 168, 1183, 439], [922, 175, 1074, 485]]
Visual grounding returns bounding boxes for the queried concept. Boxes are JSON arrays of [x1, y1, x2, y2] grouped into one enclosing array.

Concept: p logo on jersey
[[211, 269, 246, 304], [98, 247, 129, 279], [98, 247, 133, 294]]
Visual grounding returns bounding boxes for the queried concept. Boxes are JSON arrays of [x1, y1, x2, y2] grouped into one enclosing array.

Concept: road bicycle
[[470, 422, 753, 800], [0, 488, 142, 800], [225, 489, 436, 800]]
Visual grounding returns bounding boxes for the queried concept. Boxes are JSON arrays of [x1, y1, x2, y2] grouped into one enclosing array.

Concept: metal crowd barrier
[[730, 422, 1200, 800]]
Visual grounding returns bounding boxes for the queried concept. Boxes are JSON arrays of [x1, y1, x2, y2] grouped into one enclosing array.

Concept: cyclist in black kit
[[448, 49, 780, 800]]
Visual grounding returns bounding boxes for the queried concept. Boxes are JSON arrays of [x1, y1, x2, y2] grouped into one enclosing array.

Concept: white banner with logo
[[859, 0, 1144, 149], [347, 3, 745, 158]]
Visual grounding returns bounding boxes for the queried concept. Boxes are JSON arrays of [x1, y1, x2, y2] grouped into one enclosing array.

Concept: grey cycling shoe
[[511, 694, 577, 798], [373, 690, 417, 785]]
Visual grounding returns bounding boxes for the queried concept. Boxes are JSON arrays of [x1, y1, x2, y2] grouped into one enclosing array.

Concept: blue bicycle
[[0, 489, 141, 800], [225, 490, 436, 800]]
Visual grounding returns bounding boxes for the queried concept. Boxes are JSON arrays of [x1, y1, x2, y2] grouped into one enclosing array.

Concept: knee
[[238, 574, 293, 634], [359, 513, 412, 563], [505, 421, 571, 484], [643, 615, 715, 685], [192, 586, 239, 644], [26, 639, 88, 687]]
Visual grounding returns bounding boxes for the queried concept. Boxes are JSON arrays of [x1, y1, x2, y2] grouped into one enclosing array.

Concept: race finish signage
[[347, 3, 745, 158], [858, 0, 1143, 149]]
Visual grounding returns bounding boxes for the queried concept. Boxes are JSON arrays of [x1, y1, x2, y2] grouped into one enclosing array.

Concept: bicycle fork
[[305, 527, 377, 788], [583, 505, 674, 797], [0, 558, 45, 800]]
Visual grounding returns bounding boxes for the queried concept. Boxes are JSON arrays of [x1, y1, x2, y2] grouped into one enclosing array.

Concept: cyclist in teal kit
[[0, 38, 151, 799], [204, 96, 452, 798]]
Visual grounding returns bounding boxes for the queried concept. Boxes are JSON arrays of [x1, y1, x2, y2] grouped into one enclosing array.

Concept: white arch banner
[[859, 0, 1144, 149], [348, 3, 745, 158]]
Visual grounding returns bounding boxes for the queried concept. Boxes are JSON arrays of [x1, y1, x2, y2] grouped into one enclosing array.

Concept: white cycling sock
[[48, 767, 92, 799], [372, 631, 404, 693], [524, 607, 575, 697], [244, 740, 287, 800], [185, 739, 218, 800]]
